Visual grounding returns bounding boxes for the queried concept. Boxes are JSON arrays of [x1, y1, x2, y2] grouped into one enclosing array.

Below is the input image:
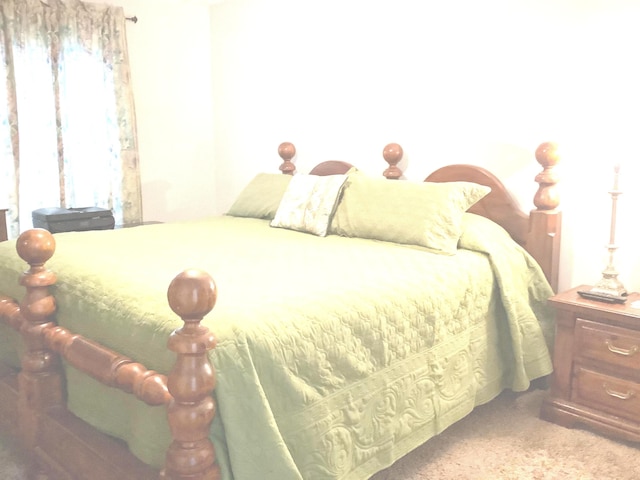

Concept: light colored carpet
[[0, 434, 29, 480], [1, 389, 638, 479], [373, 388, 640, 480]]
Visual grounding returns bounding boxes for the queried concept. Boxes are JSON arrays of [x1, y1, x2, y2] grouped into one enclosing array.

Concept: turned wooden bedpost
[[14, 229, 64, 451], [278, 142, 296, 175], [161, 269, 220, 480], [382, 143, 403, 179], [528, 141, 562, 292]]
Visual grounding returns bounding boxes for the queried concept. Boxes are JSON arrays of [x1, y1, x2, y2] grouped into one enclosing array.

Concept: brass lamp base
[[580, 163, 628, 305]]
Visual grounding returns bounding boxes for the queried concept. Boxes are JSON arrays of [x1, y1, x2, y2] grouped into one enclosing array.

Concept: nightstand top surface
[[549, 285, 640, 319]]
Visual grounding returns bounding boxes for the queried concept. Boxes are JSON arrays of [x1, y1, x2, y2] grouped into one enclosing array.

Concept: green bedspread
[[0, 214, 554, 480]]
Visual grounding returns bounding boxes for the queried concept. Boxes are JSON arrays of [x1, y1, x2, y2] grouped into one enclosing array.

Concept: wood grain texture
[[541, 286, 640, 443]]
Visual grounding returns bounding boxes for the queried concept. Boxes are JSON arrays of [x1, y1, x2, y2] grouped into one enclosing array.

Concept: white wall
[[99, 0, 640, 294], [90, 0, 217, 222], [209, 0, 640, 293]]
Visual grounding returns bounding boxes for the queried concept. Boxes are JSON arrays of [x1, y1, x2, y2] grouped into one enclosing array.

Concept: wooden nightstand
[[540, 285, 640, 442]]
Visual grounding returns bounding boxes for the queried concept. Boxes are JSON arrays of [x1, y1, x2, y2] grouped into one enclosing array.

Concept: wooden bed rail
[[0, 229, 221, 480]]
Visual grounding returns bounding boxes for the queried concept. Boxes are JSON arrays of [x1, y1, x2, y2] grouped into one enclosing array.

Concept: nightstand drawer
[[573, 366, 640, 422], [575, 318, 640, 371]]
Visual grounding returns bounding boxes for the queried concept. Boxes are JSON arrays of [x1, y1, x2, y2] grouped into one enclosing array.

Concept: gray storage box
[[32, 207, 115, 233]]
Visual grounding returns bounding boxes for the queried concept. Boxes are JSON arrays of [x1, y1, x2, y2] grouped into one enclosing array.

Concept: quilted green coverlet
[[0, 214, 554, 480]]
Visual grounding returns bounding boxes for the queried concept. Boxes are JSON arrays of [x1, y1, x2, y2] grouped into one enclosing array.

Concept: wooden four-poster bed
[[0, 141, 561, 479]]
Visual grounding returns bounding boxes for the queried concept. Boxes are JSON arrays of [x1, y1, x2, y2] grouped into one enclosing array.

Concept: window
[[0, 0, 141, 237]]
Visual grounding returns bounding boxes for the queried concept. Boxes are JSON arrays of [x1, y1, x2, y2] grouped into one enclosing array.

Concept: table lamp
[[578, 163, 627, 303]]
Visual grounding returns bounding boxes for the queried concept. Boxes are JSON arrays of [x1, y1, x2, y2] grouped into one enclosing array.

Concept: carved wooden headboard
[[276, 141, 561, 291]]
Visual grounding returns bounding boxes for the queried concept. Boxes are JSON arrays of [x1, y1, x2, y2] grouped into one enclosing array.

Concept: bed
[[0, 141, 561, 480]]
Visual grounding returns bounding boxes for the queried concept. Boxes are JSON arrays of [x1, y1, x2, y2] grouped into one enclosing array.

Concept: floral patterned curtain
[[0, 0, 142, 238]]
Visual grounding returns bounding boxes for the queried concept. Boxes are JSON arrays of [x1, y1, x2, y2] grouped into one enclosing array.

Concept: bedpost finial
[[16, 228, 56, 266], [535, 141, 560, 168], [382, 143, 403, 180], [278, 142, 296, 160], [278, 142, 296, 175], [533, 141, 560, 210], [164, 268, 220, 479], [167, 269, 217, 321]]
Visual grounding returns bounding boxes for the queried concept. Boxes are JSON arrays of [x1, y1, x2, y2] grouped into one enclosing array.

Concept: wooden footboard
[[0, 229, 220, 480]]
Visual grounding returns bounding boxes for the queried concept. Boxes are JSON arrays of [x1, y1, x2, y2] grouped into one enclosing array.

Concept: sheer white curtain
[[0, 0, 142, 238]]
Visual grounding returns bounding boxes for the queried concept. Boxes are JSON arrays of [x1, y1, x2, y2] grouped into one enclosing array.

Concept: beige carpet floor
[[0, 434, 28, 480], [373, 388, 640, 480], [1, 388, 638, 479]]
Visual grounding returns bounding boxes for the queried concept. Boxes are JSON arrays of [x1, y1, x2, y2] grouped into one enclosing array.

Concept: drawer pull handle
[[603, 383, 635, 400], [605, 341, 639, 357]]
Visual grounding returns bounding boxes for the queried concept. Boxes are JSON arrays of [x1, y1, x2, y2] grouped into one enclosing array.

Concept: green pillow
[[226, 173, 292, 219], [329, 171, 491, 254], [458, 212, 513, 251]]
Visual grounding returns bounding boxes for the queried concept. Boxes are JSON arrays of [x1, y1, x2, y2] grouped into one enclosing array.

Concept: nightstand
[[540, 285, 640, 442]]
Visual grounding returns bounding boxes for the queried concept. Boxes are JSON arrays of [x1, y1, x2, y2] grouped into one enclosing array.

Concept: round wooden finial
[[278, 142, 296, 161], [16, 228, 56, 266], [164, 269, 220, 479], [383, 143, 403, 165], [533, 141, 560, 210], [535, 141, 560, 168], [278, 142, 296, 175], [382, 143, 403, 180], [167, 269, 217, 321]]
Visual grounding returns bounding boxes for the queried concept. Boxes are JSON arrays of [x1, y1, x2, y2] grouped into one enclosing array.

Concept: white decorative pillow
[[270, 174, 348, 236]]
